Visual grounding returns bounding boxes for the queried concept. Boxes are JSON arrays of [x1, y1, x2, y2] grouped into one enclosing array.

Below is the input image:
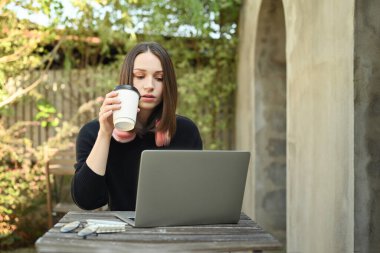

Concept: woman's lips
[[141, 94, 156, 102]]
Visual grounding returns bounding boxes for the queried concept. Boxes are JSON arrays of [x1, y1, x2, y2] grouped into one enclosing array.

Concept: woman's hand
[[98, 91, 121, 137]]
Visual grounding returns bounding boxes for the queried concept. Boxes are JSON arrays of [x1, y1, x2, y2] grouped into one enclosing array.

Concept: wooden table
[[35, 211, 281, 253]]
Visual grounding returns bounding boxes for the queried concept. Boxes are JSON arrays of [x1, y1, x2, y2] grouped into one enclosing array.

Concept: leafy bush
[[0, 120, 78, 249]]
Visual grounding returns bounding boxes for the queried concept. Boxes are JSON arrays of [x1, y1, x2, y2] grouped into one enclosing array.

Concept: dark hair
[[119, 42, 177, 137]]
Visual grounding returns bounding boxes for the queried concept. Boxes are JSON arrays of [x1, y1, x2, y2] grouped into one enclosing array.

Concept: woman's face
[[133, 51, 164, 112]]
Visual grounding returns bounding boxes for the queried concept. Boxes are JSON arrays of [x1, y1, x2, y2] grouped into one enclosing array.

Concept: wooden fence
[[2, 68, 117, 146], [2, 67, 235, 149]]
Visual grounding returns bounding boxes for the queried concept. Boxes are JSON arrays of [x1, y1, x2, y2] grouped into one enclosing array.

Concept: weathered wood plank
[[36, 236, 280, 253], [46, 227, 267, 239], [53, 203, 82, 213], [41, 230, 278, 244]]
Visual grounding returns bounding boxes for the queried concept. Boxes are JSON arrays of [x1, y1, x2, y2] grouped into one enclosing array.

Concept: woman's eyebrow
[[133, 69, 163, 73]]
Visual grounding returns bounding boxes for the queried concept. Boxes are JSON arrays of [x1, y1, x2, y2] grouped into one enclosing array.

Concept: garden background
[[0, 0, 241, 249]]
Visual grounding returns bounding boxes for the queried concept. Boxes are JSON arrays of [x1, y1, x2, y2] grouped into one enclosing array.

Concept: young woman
[[71, 42, 203, 211]]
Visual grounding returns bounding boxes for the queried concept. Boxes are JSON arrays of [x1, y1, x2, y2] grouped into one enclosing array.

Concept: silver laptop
[[115, 150, 250, 227]]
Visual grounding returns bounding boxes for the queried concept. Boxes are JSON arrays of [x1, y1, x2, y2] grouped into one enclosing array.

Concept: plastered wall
[[285, 0, 354, 251], [236, 0, 262, 220]]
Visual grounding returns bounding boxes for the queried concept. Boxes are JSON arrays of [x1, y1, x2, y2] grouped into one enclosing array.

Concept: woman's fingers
[[97, 91, 121, 135], [101, 104, 121, 113], [101, 91, 119, 108], [105, 90, 118, 98], [99, 91, 121, 113], [104, 97, 121, 105], [99, 109, 113, 119]]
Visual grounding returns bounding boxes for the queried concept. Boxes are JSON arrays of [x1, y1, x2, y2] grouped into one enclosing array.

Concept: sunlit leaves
[[131, 0, 240, 39], [35, 99, 62, 127]]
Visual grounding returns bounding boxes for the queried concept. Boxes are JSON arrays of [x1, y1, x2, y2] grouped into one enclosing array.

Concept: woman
[[71, 42, 203, 211]]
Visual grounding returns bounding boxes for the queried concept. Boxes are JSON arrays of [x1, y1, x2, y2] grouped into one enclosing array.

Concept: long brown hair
[[119, 42, 177, 137]]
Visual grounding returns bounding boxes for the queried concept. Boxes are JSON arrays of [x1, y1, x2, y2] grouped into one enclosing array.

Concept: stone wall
[[354, 0, 380, 252], [254, 0, 286, 246]]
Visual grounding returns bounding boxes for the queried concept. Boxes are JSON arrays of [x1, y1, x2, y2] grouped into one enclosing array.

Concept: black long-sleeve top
[[71, 115, 203, 211]]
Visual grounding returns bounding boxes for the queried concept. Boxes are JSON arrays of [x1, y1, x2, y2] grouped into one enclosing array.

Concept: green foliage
[[0, 0, 59, 73], [0, 120, 79, 249], [0, 165, 46, 247], [0, 121, 42, 246], [0, 1, 79, 249], [128, 0, 240, 39], [35, 99, 62, 127]]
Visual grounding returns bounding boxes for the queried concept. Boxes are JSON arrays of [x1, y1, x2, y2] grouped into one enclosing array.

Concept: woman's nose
[[144, 76, 154, 90]]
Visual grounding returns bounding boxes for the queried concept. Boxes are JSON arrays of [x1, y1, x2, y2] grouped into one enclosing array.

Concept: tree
[[0, 0, 64, 108]]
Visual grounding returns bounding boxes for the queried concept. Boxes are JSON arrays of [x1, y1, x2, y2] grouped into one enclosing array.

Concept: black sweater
[[71, 115, 203, 211]]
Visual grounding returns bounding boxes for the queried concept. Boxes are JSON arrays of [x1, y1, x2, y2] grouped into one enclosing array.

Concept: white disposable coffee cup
[[113, 85, 140, 131]]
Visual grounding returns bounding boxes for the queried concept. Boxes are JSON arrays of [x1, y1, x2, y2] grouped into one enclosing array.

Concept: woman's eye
[[155, 76, 163, 81], [135, 75, 145, 79]]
